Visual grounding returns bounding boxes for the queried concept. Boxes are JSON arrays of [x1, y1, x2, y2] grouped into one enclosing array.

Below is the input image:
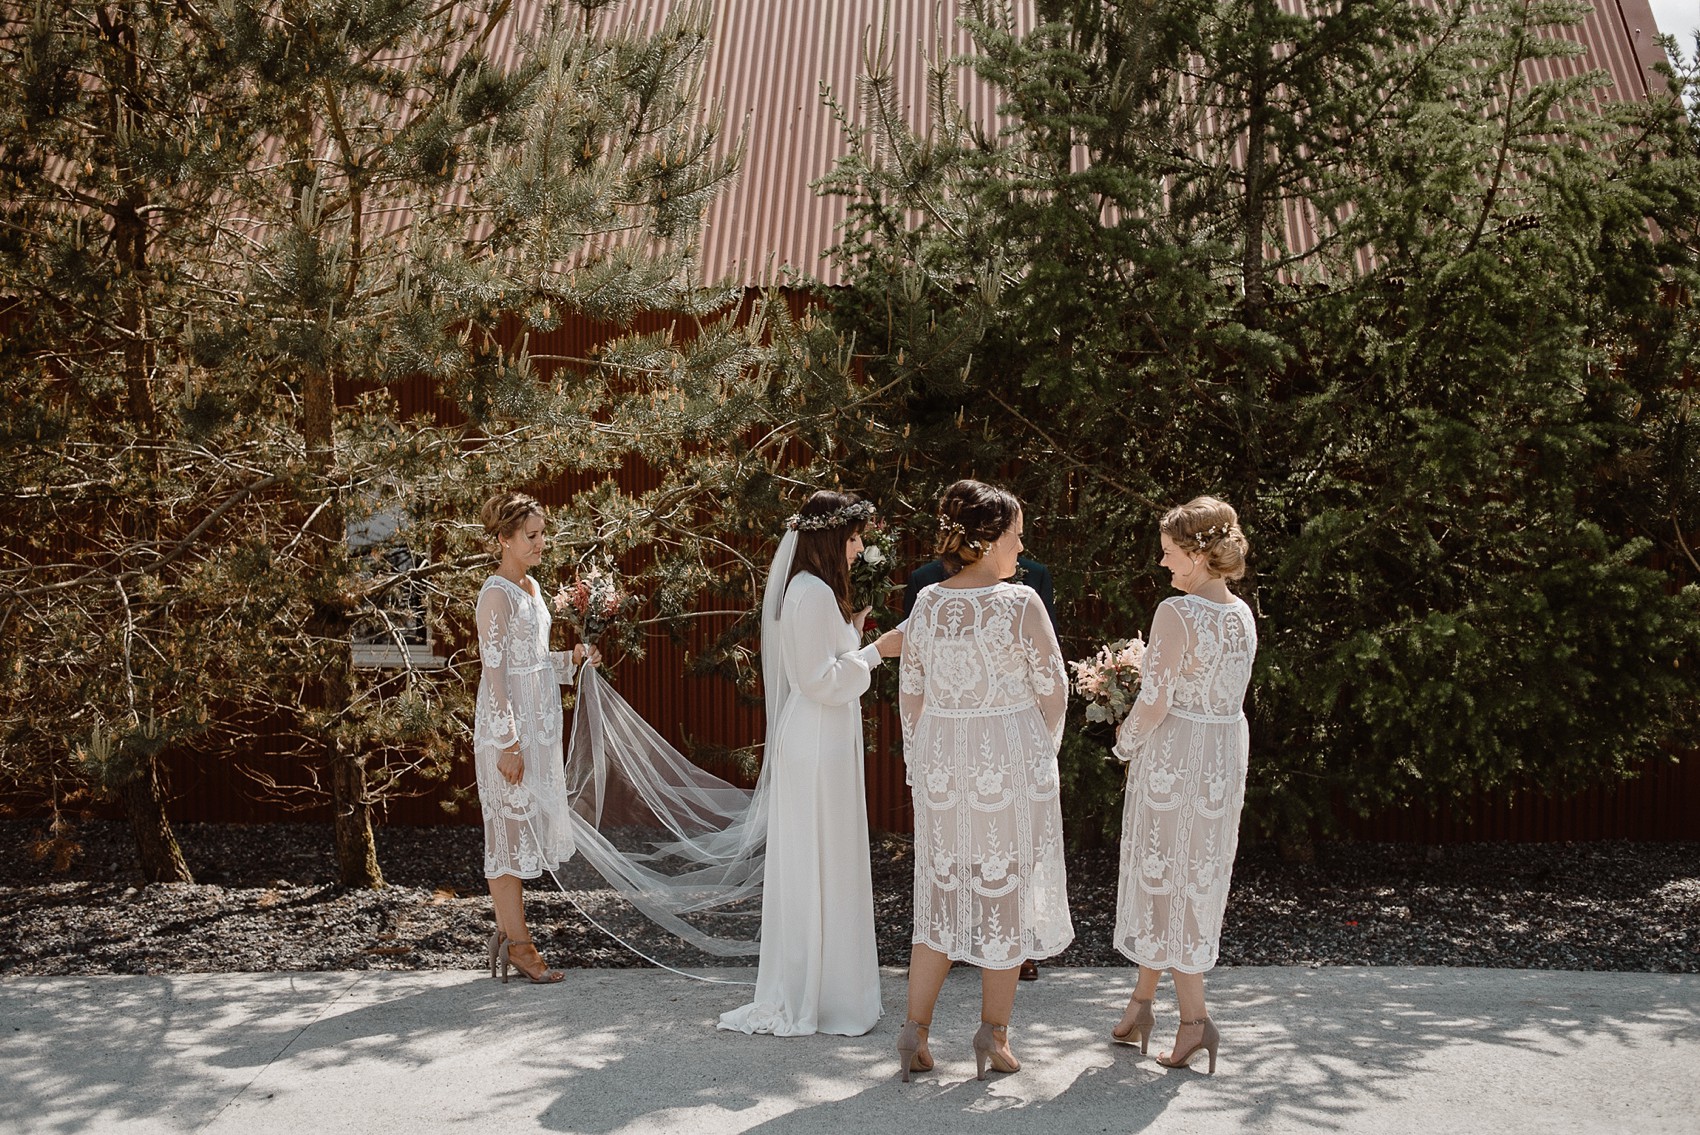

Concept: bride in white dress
[[895, 480, 1073, 1081], [718, 491, 905, 1037], [1110, 496, 1256, 1074]]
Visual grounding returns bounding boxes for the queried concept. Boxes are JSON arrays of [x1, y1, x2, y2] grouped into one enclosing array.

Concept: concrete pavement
[[3, 967, 1695, 1134]]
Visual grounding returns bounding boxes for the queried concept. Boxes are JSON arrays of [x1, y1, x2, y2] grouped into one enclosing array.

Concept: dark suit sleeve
[[903, 567, 924, 617], [904, 560, 946, 616], [1025, 559, 1058, 635]]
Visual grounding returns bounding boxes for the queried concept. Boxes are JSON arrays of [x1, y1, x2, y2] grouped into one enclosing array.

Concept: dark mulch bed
[[1, 819, 1694, 976]]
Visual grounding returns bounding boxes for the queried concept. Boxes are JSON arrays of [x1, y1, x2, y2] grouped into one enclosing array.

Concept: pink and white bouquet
[[1069, 636, 1147, 724], [552, 563, 631, 647]]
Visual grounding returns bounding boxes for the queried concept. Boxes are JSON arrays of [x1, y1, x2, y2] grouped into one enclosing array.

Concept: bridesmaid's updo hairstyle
[[1161, 496, 1249, 581], [480, 490, 545, 545], [785, 490, 870, 622], [935, 479, 1021, 571]]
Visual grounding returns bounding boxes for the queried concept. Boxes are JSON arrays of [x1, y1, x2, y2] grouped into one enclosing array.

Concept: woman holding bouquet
[[896, 480, 1073, 1081], [473, 491, 598, 984], [718, 491, 906, 1037], [1110, 496, 1256, 1073]]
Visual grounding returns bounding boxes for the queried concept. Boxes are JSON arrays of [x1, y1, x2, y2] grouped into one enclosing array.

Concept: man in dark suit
[[902, 552, 1058, 981]]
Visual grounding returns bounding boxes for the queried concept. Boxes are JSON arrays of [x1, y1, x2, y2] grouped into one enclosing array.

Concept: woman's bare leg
[[487, 874, 528, 941], [904, 944, 952, 1064], [980, 963, 1023, 1064], [1164, 969, 1208, 1060], [1117, 964, 1163, 1035]]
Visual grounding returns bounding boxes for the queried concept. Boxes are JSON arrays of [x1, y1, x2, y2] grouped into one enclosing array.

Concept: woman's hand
[[573, 643, 603, 668], [853, 606, 872, 634], [498, 746, 524, 785], [874, 627, 905, 658]]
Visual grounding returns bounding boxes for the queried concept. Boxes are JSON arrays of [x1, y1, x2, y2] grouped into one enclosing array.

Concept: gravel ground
[[1, 819, 1695, 976]]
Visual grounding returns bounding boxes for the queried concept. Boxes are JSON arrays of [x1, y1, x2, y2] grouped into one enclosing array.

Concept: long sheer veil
[[542, 531, 797, 976]]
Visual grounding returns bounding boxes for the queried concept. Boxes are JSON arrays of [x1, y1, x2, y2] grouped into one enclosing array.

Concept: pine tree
[[1, 0, 838, 885], [0, 0, 279, 881], [822, 0, 1700, 841]]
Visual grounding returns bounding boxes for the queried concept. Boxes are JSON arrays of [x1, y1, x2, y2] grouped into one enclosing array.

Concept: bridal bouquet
[[1069, 636, 1147, 724], [553, 562, 632, 647], [849, 520, 899, 623]]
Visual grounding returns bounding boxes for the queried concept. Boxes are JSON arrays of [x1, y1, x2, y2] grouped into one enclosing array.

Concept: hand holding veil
[[542, 531, 798, 973]]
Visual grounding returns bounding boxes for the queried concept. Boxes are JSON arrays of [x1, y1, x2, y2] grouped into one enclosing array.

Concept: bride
[[718, 491, 905, 1037]]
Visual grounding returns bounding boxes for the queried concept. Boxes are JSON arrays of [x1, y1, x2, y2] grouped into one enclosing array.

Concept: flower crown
[[786, 499, 877, 532]]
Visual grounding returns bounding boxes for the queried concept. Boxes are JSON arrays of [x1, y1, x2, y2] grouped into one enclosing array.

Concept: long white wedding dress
[[1113, 593, 1257, 972], [717, 570, 885, 1036]]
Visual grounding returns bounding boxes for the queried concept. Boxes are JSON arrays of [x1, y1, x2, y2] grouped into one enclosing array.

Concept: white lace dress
[[899, 582, 1074, 967], [1113, 593, 1257, 972], [474, 574, 576, 880], [719, 572, 885, 1037]]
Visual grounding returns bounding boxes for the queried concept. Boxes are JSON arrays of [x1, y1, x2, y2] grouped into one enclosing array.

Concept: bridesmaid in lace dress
[[1110, 496, 1256, 1073], [896, 480, 1074, 1081], [473, 491, 598, 984]]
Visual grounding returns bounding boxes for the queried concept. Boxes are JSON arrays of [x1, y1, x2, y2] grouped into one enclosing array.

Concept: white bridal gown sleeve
[[718, 573, 884, 1037]]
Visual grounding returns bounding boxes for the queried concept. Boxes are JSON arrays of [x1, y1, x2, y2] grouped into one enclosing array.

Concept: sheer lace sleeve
[[1019, 589, 1068, 754], [1114, 599, 1187, 761], [898, 593, 929, 770], [549, 650, 577, 687], [786, 577, 882, 707], [478, 585, 523, 751]]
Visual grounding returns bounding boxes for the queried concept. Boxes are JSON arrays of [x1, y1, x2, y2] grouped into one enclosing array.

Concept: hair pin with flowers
[[1190, 524, 1229, 550], [936, 513, 982, 553], [786, 499, 877, 532]]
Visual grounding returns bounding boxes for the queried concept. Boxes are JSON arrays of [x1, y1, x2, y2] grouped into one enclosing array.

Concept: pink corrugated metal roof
[[33, 2, 1671, 288], [568, 0, 1669, 287], [479, 0, 1032, 287]]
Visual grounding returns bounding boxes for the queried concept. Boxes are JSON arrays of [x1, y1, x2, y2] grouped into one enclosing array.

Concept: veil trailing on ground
[[540, 531, 798, 977]]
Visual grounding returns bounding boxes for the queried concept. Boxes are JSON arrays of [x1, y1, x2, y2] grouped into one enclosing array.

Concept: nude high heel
[[487, 929, 507, 979], [1156, 1016, 1220, 1073], [499, 939, 565, 984], [895, 1019, 933, 1082], [972, 1021, 1020, 1080], [1112, 996, 1156, 1053]]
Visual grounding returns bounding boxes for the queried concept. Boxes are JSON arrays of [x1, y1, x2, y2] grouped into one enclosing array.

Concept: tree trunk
[[1236, 2, 1275, 611], [105, 2, 189, 885], [121, 751, 192, 883], [329, 731, 384, 888], [303, 353, 384, 889]]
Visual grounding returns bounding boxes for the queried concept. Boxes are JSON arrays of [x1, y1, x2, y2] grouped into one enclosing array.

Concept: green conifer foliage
[[0, 0, 828, 884], [823, 0, 1700, 842]]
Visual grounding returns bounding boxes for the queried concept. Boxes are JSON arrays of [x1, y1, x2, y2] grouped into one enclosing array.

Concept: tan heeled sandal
[[499, 938, 564, 984], [1156, 1016, 1219, 1073], [895, 1019, 934, 1082], [972, 1020, 1020, 1080], [486, 929, 507, 978], [1112, 995, 1156, 1053]]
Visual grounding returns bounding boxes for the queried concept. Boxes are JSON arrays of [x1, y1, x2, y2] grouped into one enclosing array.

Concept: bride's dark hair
[[785, 490, 868, 622]]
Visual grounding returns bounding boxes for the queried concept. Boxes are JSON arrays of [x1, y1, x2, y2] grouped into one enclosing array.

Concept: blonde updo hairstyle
[[479, 490, 546, 546], [935, 479, 1021, 571], [1160, 496, 1249, 581]]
